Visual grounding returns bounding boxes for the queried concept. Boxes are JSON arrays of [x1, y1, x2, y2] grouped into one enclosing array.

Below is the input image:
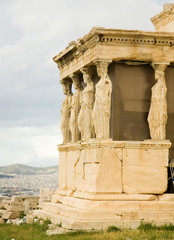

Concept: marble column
[[69, 73, 83, 142], [60, 79, 73, 144], [92, 60, 112, 139], [78, 67, 95, 141], [148, 63, 169, 140]]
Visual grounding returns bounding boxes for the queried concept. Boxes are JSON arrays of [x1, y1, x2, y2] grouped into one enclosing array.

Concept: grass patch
[[0, 222, 174, 240], [40, 219, 51, 231], [138, 221, 174, 231], [107, 225, 121, 232]]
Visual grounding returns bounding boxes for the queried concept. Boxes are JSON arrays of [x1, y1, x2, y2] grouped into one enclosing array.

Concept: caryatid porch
[[30, 4, 174, 230], [53, 25, 174, 195]]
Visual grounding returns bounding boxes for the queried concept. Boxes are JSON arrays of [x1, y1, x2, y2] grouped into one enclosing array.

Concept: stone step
[[26, 209, 174, 230], [57, 196, 174, 211], [40, 202, 61, 214], [39, 201, 174, 221]]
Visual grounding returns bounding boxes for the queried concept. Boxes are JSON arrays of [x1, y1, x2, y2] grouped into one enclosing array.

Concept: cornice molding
[[58, 140, 171, 152], [53, 27, 174, 71]]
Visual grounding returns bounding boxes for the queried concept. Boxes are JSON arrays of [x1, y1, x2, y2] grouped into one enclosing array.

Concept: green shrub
[[107, 225, 121, 232], [138, 221, 156, 231], [57, 222, 62, 227], [19, 211, 25, 219], [138, 221, 174, 231], [0, 206, 7, 210], [40, 219, 51, 231]]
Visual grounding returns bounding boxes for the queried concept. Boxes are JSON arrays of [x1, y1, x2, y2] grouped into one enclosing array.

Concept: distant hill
[[0, 164, 58, 175]]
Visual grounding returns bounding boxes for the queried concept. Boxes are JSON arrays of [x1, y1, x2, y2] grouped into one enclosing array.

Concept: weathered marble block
[[58, 140, 171, 195]]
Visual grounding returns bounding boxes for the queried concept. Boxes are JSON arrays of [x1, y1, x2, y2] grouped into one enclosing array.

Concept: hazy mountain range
[[0, 164, 58, 175]]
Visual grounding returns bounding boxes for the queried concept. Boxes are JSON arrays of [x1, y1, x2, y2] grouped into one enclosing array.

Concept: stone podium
[[28, 4, 174, 230]]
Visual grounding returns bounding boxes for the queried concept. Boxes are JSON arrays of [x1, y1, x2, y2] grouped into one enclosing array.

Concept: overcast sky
[[0, 0, 172, 167]]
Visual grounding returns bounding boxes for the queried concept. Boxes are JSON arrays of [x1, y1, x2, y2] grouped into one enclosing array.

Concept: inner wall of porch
[[109, 62, 174, 159]]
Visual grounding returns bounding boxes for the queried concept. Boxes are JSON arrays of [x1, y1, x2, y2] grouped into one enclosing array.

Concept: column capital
[[69, 73, 79, 82], [60, 78, 72, 87], [80, 66, 93, 80], [94, 59, 112, 78], [93, 59, 112, 64], [151, 62, 170, 72]]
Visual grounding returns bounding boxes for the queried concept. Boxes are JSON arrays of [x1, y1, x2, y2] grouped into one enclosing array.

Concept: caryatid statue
[[69, 74, 83, 142], [92, 60, 112, 138], [148, 63, 168, 140], [60, 79, 73, 144], [78, 67, 95, 141]]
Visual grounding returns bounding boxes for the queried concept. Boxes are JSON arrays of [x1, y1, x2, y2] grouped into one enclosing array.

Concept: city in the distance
[[0, 164, 58, 197]]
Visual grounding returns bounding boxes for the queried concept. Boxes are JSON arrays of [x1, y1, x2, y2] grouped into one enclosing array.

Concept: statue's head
[[96, 61, 109, 79], [81, 67, 91, 85], [152, 63, 167, 81], [61, 80, 72, 95], [83, 73, 90, 85], [71, 74, 83, 90], [74, 80, 82, 90]]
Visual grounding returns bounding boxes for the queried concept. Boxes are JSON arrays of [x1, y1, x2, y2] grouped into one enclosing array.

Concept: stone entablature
[[53, 28, 174, 80], [151, 3, 174, 32]]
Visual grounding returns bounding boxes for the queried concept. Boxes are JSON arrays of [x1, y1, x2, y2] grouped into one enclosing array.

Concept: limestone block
[[74, 150, 85, 192], [73, 191, 157, 201], [8, 204, 24, 212], [64, 197, 140, 211], [123, 166, 167, 194], [41, 202, 61, 214], [59, 204, 122, 220], [90, 201, 140, 211], [95, 148, 122, 193], [54, 189, 74, 197], [2, 211, 20, 219], [68, 219, 133, 230], [79, 210, 122, 220], [140, 201, 174, 210], [123, 148, 168, 167], [85, 147, 103, 163], [158, 194, 174, 201], [84, 163, 100, 192], [121, 211, 138, 220], [40, 188, 55, 201], [0, 200, 10, 209], [58, 151, 67, 190], [83, 147, 122, 193], [67, 150, 80, 190], [59, 204, 82, 219], [138, 211, 173, 220], [51, 194, 63, 204]]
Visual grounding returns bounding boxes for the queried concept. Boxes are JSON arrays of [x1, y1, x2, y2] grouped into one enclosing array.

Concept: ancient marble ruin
[[28, 4, 174, 230]]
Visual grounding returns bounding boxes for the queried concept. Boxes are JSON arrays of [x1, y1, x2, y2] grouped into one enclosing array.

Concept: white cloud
[[0, 0, 172, 166], [0, 125, 62, 167]]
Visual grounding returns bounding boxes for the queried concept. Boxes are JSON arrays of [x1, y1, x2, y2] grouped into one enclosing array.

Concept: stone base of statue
[[27, 139, 174, 230]]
